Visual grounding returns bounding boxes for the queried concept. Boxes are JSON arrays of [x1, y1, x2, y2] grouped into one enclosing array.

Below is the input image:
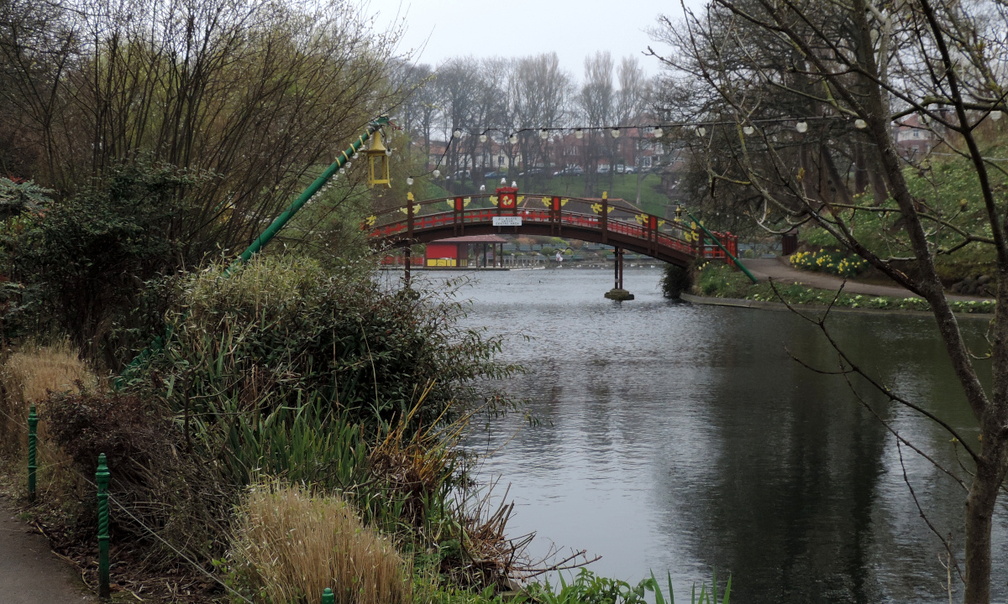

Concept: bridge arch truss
[[366, 188, 738, 268]]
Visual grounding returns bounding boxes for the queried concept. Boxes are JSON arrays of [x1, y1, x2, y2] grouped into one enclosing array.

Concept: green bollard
[[321, 587, 335, 604], [27, 405, 37, 503], [96, 453, 110, 599]]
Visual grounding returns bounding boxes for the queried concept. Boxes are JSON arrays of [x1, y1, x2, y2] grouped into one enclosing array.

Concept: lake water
[[404, 266, 1006, 603]]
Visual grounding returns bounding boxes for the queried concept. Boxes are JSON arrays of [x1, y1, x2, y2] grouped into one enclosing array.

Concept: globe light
[[743, 125, 755, 135], [479, 133, 488, 142], [509, 133, 518, 144], [610, 127, 621, 138], [652, 126, 664, 138], [854, 118, 868, 129], [406, 176, 414, 186], [432, 169, 441, 178], [453, 129, 462, 138], [696, 126, 706, 136], [993, 110, 1003, 121], [796, 121, 808, 133], [574, 128, 584, 139], [539, 129, 549, 140]]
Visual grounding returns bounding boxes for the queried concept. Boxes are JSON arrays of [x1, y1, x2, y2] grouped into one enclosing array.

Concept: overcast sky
[[368, 0, 697, 80]]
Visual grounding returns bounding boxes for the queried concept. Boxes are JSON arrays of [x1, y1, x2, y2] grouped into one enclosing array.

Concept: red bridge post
[[600, 192, 608, 243], [552, 196, 561, 236], [404, 193, 414, 285]]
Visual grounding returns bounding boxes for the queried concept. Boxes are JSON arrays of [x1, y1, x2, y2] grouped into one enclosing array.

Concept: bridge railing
[[364, 192, 736, 263]]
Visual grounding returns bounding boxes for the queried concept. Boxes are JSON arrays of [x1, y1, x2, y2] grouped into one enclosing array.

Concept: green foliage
[[0, 178, 52, 220], [121, 254, 524, 570], [412, 580, 509, 604], [181, 390, 370, 492], [0, 162, 201, 363], [519, 569, 645, 604], [513, 569, 731, 604]]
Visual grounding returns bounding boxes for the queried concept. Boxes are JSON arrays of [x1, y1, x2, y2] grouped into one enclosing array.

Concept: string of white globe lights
[[404, 114, 878, 185]]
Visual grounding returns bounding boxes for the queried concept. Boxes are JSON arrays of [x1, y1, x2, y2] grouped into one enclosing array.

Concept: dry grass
[[230, 482, 413, 604], [0, 340, 97, 466]]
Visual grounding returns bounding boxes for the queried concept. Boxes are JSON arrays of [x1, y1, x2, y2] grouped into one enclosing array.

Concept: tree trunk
[[966, 271, 1008, 602], [964, 453, 1002, 603]]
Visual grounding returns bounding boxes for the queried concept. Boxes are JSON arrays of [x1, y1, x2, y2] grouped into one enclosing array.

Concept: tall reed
[[0, 340, 95, 484], [230, 482, 412, 604]]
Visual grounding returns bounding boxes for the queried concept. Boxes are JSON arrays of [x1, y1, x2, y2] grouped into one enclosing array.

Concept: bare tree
[[511, 53, 573, 184], [389, 59, 436, 174], [472, 58, 512, 178], [431, 57, 482, 184], [615, 57, 649, 126], [578, 51, 616, 192], [2, 0, 406, 261], [655, 0, 1008, 600]]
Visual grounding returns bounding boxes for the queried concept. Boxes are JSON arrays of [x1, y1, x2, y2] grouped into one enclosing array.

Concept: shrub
[[0, 163, 201, 366], [149, 255, 518, 432], [661, 264, 692, 299], [44, 387, 177, 486], [229, 482, 412, 604]]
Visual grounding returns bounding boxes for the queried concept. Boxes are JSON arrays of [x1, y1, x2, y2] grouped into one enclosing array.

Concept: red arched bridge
[[365, 186, 738, 269]]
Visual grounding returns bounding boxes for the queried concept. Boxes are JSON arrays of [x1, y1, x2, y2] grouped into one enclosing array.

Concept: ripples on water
[[403, 267, 1005, 603]]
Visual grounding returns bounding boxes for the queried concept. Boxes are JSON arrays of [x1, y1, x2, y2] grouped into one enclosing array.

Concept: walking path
[[1, 495, 97, 603]]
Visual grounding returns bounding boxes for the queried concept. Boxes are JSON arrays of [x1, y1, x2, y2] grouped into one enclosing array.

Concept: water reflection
[[411, 267, 1004, 603]]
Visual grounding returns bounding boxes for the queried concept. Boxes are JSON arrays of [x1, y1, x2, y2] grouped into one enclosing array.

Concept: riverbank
[[688, 257, 994, 316]]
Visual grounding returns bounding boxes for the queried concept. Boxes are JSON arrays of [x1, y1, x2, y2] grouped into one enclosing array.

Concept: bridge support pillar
[[403, 245, 411, 287], [604, 246, 634, 301]]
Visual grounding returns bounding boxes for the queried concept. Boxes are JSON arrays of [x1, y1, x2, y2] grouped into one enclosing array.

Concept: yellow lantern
[[366, 129, 391, 187]]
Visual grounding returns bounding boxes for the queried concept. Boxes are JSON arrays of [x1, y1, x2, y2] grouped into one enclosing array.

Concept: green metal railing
[[686, 210, 757, 283], [225, 115, 390, 275]]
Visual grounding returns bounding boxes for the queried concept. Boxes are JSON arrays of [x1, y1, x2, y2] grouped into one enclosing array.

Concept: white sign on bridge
[[492, 216, 523, 227]]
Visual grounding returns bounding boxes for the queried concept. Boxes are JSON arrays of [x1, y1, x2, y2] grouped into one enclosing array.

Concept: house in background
[[893, 113, 942, 159]]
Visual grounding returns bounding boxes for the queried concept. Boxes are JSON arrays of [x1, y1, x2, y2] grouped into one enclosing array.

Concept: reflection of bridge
[[365, 187, 739, 294]]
